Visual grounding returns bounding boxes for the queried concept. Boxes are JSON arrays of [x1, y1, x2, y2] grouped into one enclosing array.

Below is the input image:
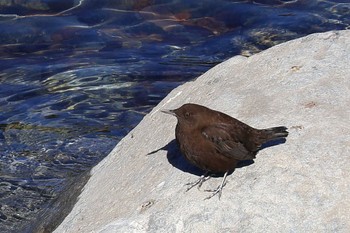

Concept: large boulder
[[54, 30, 350, 232]]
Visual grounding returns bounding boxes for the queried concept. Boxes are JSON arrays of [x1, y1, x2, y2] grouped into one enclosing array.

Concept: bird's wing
[[202, 124, 255, 160]]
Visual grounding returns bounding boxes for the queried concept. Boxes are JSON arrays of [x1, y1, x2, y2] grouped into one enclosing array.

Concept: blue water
[[0, 0, 349, 232]]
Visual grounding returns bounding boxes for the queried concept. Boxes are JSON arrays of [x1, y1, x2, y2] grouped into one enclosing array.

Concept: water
[[0, 0, 348, 232]]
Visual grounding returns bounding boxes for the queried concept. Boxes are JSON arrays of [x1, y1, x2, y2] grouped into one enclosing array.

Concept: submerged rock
[[55, 30, 350, 232]]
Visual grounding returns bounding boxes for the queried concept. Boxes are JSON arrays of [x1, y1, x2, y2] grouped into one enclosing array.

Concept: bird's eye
[[185, 112, 191, 118]]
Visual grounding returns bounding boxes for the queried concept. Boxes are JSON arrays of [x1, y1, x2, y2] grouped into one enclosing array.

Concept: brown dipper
[[162, 103, 288, 199]]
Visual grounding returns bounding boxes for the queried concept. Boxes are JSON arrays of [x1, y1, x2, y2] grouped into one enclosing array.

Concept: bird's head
[[161, 103, 210, 128]]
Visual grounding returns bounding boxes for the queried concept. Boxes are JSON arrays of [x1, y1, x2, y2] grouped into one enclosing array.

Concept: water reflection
[[0, 0, 349, 232]]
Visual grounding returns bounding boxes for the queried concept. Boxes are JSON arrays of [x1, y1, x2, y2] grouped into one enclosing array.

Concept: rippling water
[[0, 0, 349, 232]]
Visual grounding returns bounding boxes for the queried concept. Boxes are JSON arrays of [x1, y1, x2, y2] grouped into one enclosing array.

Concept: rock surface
[[54, 30, 350, 233]]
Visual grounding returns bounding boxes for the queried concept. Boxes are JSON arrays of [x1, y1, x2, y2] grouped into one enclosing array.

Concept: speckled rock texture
[[54, 30, 350, 233]]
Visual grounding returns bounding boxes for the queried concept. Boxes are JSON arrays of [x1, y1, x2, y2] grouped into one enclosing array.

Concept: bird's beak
[[161, 109, 177, 117]]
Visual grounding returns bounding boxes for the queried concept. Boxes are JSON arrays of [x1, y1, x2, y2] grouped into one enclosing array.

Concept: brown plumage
[[162, 103, 288, 199]]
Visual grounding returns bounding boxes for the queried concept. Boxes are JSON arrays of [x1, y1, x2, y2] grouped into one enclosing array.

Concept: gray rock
[[54, 30, 350, 233]]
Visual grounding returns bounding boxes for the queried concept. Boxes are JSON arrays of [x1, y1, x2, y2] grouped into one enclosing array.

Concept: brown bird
[[162, 103, 288, 199]]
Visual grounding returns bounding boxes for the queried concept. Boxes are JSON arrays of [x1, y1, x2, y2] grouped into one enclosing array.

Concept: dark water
[[0, 0, 348, 232]]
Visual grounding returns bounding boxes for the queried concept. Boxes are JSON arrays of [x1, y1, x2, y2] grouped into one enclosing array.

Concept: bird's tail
[[261, 126, 289, 142]]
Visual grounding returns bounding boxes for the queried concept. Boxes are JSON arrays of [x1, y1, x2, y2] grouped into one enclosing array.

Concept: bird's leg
[[185, 172, 211, 192], [204, 171, 228, 200]]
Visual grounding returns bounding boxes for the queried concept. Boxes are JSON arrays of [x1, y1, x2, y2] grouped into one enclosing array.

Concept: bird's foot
[[185, 173, 211, 192], [204, 182, 227, 200], [204, 171, 228, 200]]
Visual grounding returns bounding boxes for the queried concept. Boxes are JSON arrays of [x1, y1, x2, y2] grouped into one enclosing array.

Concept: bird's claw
[[204, 182, 226, 200], [185, 174, 211, 192]]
